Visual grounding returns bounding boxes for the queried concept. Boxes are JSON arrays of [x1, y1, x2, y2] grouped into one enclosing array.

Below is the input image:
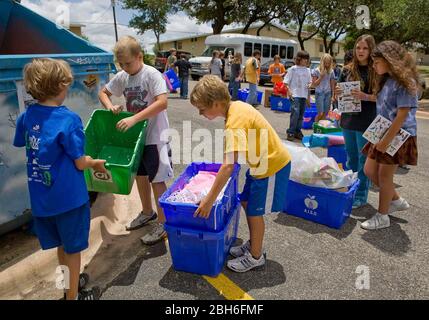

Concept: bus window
[[280, 46, 286, 59], [254, 43, 261, 53], [244, 42, 253, 57], [263, 44, 270, 58], [287, 46, 294, 59], [271, 45, 279, 58]]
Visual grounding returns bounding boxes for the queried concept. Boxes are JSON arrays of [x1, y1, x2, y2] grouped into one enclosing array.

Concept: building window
[[244, 42, 253, 57], [280, 46, 286, 59], [287, 47, 294, 59], [271, 45, 278, 58], [254, 43, 261, 53], [319, 44, 324, 53], [263, 44, 270, 58], [178, 41, 182, 50]]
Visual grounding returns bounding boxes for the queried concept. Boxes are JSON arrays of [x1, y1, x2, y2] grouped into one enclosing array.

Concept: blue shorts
[[33, 202, 90, 254], [240, 163, 291, 216]]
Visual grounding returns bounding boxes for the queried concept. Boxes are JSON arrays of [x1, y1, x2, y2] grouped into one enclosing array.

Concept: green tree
[[123, 0, 174, 51], [173, 0, 239, 34], [282, 0, 320, 51], [237, 0, 295, 36], [316, 0, 357, 55], [345, 0, 429, 50]]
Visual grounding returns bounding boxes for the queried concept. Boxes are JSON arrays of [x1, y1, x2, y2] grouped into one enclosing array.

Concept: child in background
[[284, 50, 312, 141], [174, 53, 192, 99], [98, 36, 173, 245], [219, 51, 226, 81], [165, 48, 177, 73], [190, 75, 292, 272], [361, 40, 419, 230], [14, 58, 106, 300], [268, 55, 286, 85], [209, 50, 223, 79], [311, 53, 336, 122], [244, 50, 261, 107], [228, 52, 243, 101]]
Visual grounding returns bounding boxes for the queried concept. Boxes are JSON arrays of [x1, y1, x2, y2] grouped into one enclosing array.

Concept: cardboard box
[[264, 89, 273, 108]]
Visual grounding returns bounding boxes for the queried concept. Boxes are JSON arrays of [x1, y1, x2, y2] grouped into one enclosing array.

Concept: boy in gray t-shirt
[[99, 36, 173, 245]]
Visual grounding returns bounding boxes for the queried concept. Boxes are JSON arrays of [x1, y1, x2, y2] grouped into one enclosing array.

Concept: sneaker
[[61, 273, 90, 300], [78, 273, 90, 291], [389, 197, 410, 213], [140, 223, 167, 245], [361, 213, 390, 230], [286, 133, 295, 141], [77, 287, 102, 300], [125, 211, 157, 231], [294, 132, 304, 140], [227, 251, 266, 273], [229, 240, 251, 258]]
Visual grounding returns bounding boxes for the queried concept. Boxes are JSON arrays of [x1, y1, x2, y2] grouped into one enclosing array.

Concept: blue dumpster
[[0, 0, 117, 235]]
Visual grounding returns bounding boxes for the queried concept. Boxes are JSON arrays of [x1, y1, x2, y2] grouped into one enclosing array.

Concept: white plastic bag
[[283, 141, 357, 189]]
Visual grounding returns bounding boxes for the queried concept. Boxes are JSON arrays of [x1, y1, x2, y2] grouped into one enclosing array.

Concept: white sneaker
[[361, 213, 391, 230], [227, 251, 266, 273], [389, 197, 410, 213], [229, 240, 251, 258]]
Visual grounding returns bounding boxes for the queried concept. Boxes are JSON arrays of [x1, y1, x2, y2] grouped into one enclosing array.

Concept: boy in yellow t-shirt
[[190, 75, 292, 273]]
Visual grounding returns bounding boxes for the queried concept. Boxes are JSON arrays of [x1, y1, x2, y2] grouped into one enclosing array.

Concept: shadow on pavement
[[158, 236, 286, 300], [159, 267, 224, 300], [360, 216, 411, 256], [85, 221, 167, 294], [106, 239, 167, 288], [273, 212, 357, 240]]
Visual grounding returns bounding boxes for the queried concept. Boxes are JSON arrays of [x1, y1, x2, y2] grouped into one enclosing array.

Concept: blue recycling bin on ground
[[0, 0, 116, 235]]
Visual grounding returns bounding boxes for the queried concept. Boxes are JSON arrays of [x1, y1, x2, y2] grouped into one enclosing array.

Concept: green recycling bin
[[84, 110, 147, 195]]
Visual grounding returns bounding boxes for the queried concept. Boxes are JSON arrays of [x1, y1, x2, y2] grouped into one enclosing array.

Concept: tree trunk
[[257, 18, 274, 36], [212, 21, 224, 34], [297, 18, 306, 50]]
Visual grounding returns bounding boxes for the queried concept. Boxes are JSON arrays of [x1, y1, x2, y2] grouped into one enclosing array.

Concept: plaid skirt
[[361, 136, 418, 166]]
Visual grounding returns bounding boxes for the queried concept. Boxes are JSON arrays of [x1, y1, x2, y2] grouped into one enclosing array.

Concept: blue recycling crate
[[304, 107, 318, 119], [238, 88, 262, 104], [270, 96, 291, 112], [164, 68, 180, 90], [283, 179, 360, 229], [302, 107, 318, 129], [164, 199, 240, 276], [159, 162, 240, 232], [328, 145, 348, 171], [302, 117, 314, 129]]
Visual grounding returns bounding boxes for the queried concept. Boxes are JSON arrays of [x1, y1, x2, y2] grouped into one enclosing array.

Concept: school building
[[158, 21, 346, 62]]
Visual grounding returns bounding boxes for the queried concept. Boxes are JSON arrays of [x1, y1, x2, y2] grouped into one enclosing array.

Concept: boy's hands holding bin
[[109, 104, 123, 114], [116, 115, 137, 132]]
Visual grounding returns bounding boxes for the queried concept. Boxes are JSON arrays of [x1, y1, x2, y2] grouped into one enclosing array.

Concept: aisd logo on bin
[[304, 195, 318, 216], [93, 170, 111, 181]]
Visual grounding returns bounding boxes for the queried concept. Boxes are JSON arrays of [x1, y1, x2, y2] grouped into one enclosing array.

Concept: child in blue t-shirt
[[13, 58, 106, 300], [361, 41, 419, 230]]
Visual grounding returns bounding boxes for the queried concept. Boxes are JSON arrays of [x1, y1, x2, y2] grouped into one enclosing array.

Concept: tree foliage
[[123, 0, 174, 51]]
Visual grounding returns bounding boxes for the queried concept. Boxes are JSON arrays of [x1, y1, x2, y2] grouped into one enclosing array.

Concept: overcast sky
[[21, 0, 213, 53]]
